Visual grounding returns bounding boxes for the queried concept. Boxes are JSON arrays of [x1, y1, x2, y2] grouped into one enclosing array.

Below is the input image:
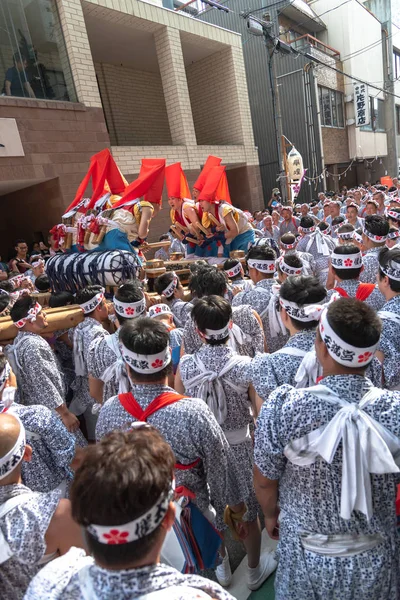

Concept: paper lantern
[[287, 147, 303, 182]]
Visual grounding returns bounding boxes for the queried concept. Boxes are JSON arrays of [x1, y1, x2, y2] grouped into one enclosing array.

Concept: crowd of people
[[1, 179, 400, 600]]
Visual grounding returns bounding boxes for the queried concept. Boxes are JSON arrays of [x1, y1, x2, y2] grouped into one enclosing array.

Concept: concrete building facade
[[0, 0, 262, 256]]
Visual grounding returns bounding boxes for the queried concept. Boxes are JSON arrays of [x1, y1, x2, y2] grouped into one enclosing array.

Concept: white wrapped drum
[[46, 250, 141, 293]]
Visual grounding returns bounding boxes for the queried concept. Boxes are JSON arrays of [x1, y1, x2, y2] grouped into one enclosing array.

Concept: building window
[[394, 50, 400, 80], [0, 0, 76, 102], [318, 86, 344, 128], [396, 105, 400, 136], [361, 97, 385, 132]]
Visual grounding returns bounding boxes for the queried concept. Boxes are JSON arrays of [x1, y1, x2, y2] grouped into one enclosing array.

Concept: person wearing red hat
[[199, 166, 255, 257], [192, 156, 222, 201]]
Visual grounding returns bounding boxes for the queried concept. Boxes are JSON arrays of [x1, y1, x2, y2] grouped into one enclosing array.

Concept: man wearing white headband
[[335, 223, 355, 246], [376, 247, 400, 390], [233, 245, 288, 353], [280, 233, 316, 276], [346, 203, 364, 229], [223, 258, 253, 292], [8, 296, 79, 434], [148, 303, 184, 374], [177, 296, 277, 589], [360, 215, 389, 284], [182, 266, 264, 357], [276, 254, 303, 283], [254, 298, 400, 599], [297, 216, 336, 286], [25, 255, 45, 286], [251, 276, 327, 402], [154, 271, 191, 328], [0, 413, 84, 600], [88, 281, 146, 407], [26, 428, 237, 600], [327, 245, 385, 311], [70, 285, 109, 440]]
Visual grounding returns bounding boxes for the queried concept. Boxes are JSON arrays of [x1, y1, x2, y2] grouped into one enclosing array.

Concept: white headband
[[113, 297, 146, 319], [387, 229, 400, 240], [14, 302, 42, 329], [9, 274, 29, 290], [337, 230, 355, 240], [80, 291, 104, 315], [353, 231, 363, 244], [0, 362, 11, 394], [331, 251, 363, 270], [0, 418, 25, 480], [279, 298, 326, 322], [148, 304, 172, 319], [278, 256, 303, 276], [300, 225, 315, 234], [280, 240, 297, 250], [224, 262, 242, 278], [162, 274, 178, 299], [120, 343, 171, 374], [31, 258, 45, 269], [203, 321, 232, 341], [385, 209, 400, 222], [247, 258, 276, 274], [87, 483, 174, 545], [362, 225, 388, 243], [321, 225, 331, 236], [319, 308, 378, 367], [380, 257, 400, 281]]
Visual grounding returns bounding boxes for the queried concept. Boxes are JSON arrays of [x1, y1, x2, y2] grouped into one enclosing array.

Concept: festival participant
[[275, 253, 303, 283], [166, 162, 204, 258], [154, 234, 170, 262], [359, 215, 389, 283], [25, 427, 237, 600], [279, 233, 315, 274], [34, 274, 51, 293], [192, 155, 222, 200], [346, 202, 364, 229], [154, 271, 191, 328], [279, 207, 299, 236], [331, 215, 346, 238], [326, 245, 385, 310], [232, 245, 288, 353], [386, 227, 400, 248], [365, 198, 379, 216], [385, 206, 400, 229], [177, 296, 277, 589], [372, 190, 386, 215], [7, 297, 79, 433], [326, 200, 341, 225], [262, 215, 280, 241], [297, 216, 335, 285], [25, 255, 45, 286], [148, 303, 183, 374], [199, 166, 255, 257], [254, 298, 400, 600], [336, 223, 355, 245], [251, 276, 326, 404], [224, 258, 253, 292], [317, 200, 331, 221], [376, 247, 400, 390], [8, 240, 31, 274], [182, 266, 264, 356], [0, 413, 84, 600], [69, 286, 109, 440], [87, 281, 146, 407], [271, 210, 281, 228], [96, 318, 249, 581]]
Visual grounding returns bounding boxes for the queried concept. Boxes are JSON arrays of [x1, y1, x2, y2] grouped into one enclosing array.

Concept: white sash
[[274, 347, 307, 358], [0, 493, 33, 564], [284, 384, 400, 520], [305, 229, 331, 256], [101, 335, 130, 395], [274, 347, 320, 388], [378, 310, 400, 325], [228, 322, 252, 351], [73, 321, 95, 377], [267, 285, 287, 337], [183, 355, 249, 425]]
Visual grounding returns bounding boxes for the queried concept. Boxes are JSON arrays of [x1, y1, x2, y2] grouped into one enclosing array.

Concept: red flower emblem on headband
[[155, 306, 162, 314], [125, 307, 135, 316], [375, 236, 382, 241], [152, 359, 164, 368], [103, 530, 129, 545], [344, 259, 353, 267], [228, 271, 234, 277], [269, 264, 275, 271], [295, 270, 302, 275], [358, 352, 372, 364]]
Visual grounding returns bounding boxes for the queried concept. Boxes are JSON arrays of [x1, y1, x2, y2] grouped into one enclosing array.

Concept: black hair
[[280, 233, 296, 246], [223, 258, 242, 281], [300, 216, 314, 230], [363, 215, 389, 242], [75, 285, 104, 314], [159, 234, 170, 242], [71, 428, 175, 568], [119, 318, 172, 383], [10, 295, 36, 324], [35, 274, 50, 292], [324, 298, 381, 356], [332, 216, 345, 227], [0, 281, 14, 294], [189, 266, 227, 298], [115, 281, 144, 325], [280, 275, 326, 330], [278, 252, 303, 273], [154, 272, 181, 299], [338, 224, 354, 234], [331, 244, 362, 280], [318, 221, 329, 232], [49, 291, 75, 308], [246, 245, 276, 279], [191, 296, 232, 346], [14, 239, 27, 247], [378, 246, 400, 292], [13, 53, 26, 63]]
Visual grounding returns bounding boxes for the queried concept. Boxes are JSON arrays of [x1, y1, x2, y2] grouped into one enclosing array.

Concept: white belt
[[224, 425, 250, 446], [300, 531, 384, 557]]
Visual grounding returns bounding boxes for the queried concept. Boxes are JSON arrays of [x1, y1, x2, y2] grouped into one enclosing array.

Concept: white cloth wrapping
[[267, 285, 286, 338], [73, 321, 95, 377], [182, 354, 248, 425], [228, 323, 252, 351], [284, 384, 400, 520], [294, 349, 322, 388], [306, 229, 331, 256], [378, 310, 400, 325]]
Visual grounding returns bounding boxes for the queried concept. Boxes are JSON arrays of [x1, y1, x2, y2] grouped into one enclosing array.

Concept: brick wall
[[94, 63, 172, 146], [186, 47, 244, 146]]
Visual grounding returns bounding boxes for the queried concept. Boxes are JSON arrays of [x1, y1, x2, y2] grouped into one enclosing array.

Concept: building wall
[[322, 128, 350, 165], [94, 63, 172, 146], [186, 47, 243, 146]]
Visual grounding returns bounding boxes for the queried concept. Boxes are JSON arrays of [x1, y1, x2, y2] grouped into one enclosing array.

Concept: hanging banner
[[354, 83, 370, 127]]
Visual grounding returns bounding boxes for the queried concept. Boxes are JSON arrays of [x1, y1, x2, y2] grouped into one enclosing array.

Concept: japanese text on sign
[[353, 83, 370, 127]]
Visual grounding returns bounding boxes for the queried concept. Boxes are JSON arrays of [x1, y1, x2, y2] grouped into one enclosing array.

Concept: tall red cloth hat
[[113, 159, 166, 208], [63, 149, 126, 216], [193, 156, 222, 193], [165, 163, 191, 200], [198, 166, 232, 205]]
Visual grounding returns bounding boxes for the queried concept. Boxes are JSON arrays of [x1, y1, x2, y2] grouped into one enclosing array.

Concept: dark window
[[396, 105, 400, 136], [394, 50, 400, 80], [318, 86, 344, 128], [361, 97, 385, 132]]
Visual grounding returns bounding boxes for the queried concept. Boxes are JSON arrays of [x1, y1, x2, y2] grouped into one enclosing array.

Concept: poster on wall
[[0, 118, 25, 157], [353, 83, 370, 127]]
